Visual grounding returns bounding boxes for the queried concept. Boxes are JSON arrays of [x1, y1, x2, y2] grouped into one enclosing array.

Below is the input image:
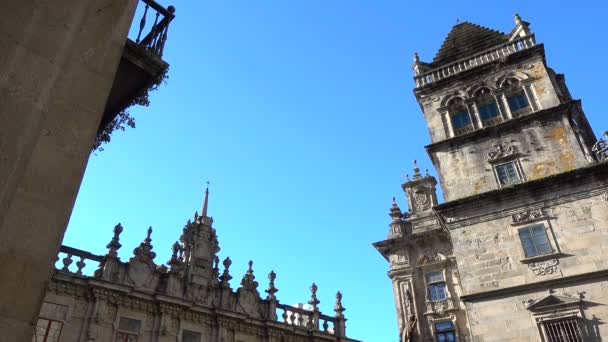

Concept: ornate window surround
[[427, 315, 460, 342], [436, 72, 540, 138], [417, 255, 457, 317], [525, 293, 585, 342], [509, 210, 565, 275]]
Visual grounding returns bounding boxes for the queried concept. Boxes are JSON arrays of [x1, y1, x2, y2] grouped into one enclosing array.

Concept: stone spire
[[202, 181, 210, 218]]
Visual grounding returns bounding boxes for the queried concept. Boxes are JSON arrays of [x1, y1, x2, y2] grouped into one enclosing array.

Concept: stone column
[[0, 1, 138, 340]]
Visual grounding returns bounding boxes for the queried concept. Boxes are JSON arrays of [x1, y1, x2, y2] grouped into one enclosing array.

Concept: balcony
[[98, 0, 175, 133]]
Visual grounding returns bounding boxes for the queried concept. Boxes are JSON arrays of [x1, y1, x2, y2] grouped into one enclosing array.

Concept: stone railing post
[[334, 291, 346, 337], [265, 271, 279, 321]]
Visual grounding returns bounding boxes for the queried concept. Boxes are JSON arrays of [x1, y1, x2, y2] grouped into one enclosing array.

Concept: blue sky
[[64, 1, 608, 341]]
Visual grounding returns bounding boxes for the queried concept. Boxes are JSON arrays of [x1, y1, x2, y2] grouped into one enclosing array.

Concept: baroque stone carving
[[528, 258, 559, 276], [487, 143, 516, 162], [592, 132, 608, 161], [511, 208, 545, 224]]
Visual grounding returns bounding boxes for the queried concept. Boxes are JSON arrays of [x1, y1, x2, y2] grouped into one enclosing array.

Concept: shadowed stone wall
[[0, 1, 138, 340]]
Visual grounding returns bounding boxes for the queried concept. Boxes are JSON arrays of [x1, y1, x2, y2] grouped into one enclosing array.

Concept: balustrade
[[414, 35, 536, 87], [56, 245, 104, 276], [276, 303, 339, 335]]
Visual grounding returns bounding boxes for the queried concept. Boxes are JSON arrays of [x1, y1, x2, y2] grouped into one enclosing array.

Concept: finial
[[308, 282, 320, 312], [514, 13, 522, 25], [266, 270, 278, 300], [133, 226, 156, 262], [334, 291, 345, 317], [146, 226, 152, 242], [202, 181, 210, 218], [456, 18, 461, 25], [425, 168, 430, 177], [406, 174, 410, 181], [392, 196, 397, 205], [106, 223, 123, 257], [413, 52, 419, 63], [240, 260, 259, 290], [220, 257, 232, 288], [168, 241, 184, 271], [412, 160, 422, 180]]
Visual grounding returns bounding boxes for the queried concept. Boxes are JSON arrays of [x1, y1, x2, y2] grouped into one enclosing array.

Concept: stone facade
[[375, 15, 608, 342], [35, 188, 357, 342]]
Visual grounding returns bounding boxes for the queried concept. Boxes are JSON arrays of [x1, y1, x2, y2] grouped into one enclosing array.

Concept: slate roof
[[432, 22, 509, 66]]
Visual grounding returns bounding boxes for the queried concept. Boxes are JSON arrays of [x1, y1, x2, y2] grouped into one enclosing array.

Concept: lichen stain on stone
[[559, 152, 575, 171], [474, 179, 486, 194], [531, 161, 558, 180], [546, 127, 569, 149]]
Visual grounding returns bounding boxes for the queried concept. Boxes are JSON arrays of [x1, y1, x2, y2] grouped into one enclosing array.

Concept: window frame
[[181, 329, 202, 342], [114, 317, 141, 342], [518, 224, 553, 258], [434, 321, 457, 342], [32, 318, 64, 342], [426, 271, 448, 302], [506, 92, 530, 113], [446, 97, 473, 136], [493, 160, 523, 187]]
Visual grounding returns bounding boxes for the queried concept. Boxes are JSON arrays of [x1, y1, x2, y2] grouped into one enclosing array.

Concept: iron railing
[[133, 0, 176, 58]]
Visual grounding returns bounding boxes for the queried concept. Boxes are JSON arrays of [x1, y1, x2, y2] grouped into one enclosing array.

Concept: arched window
[[475, 88, 501, 125], [504, 78, 530, 116], [448, 97, 472, 136]]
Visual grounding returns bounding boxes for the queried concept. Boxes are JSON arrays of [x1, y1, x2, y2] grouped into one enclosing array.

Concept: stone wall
[[0, 1, 138, 340]]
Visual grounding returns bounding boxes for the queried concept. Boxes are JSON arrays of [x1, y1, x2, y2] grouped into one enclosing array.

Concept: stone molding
[[460, 269, 608, 301]]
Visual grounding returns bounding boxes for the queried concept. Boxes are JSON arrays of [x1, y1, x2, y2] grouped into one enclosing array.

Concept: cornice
[[460, 269, 608, 302]]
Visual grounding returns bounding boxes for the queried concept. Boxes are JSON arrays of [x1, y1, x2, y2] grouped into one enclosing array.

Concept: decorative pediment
[[525, 294, 582, 312]]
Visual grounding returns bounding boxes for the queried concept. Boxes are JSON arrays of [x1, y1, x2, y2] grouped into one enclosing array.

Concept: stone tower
[[376, 14, 608, 341]]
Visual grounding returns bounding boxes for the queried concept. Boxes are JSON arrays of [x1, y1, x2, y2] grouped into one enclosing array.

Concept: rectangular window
[[519, 225, 552, 258], [435, 321, 456, 342], [182, 330, 202, 342], [507, 93, 529, 112], [495, 162, 521, 186], [451, 111, 471, 129], [32, 318, 63, 342], [115, 333, 138, 342], [427, 271, 447, 302], [115, 317, 141, 342], [478, 102, 500, 121], [542, 318, 583, 342]]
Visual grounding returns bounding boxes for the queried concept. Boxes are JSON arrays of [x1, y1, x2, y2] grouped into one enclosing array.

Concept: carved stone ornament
[[602, 192, 608, 204], [528, 258, 559, 276], [592, 137, 608, 162], [511, 208, 545, 225], [413, 189, 430, 210], [487, 143, 516, 162]]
